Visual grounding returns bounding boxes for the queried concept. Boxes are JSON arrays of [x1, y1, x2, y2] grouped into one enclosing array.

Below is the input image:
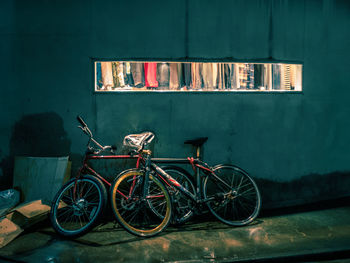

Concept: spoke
[[152, 200, 166, 209], [83, 190, 98, 200], [237, 199, 253, 217], [237, 181, 253, 191], [230, 171, 235, 187], [119, 208, 129, 218], [82, 183, 95, 199], [143, 208, 152, 227], [239, 194, 257, 204], [62, 193, 74, 204], [223, 200, 228, 218], [82, 209, 91, 223], [236, 176, 244, 191], [233, 199, 239, 220], [238, 197, 256, 208], [57, 207, 74, 218], [60, 209, 75, 225], [78, 214, 83, 228], [124, 208, 140, 223], [238, 186, 256, 196]]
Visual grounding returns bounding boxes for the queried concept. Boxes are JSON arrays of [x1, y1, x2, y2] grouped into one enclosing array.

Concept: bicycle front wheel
[[50, 175, 107, 238], [110, 169, 172, 237], [203, 165, 261, 226]]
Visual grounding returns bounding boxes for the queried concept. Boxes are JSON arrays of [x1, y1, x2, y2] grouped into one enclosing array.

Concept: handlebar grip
[[77, 116, 87, 127]]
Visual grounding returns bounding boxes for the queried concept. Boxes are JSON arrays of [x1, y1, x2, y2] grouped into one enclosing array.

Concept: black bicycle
[[110, 132, 261, 237]]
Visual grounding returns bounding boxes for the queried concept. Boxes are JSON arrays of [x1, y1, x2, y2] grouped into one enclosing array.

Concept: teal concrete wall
[[1, 0, 350, 208]]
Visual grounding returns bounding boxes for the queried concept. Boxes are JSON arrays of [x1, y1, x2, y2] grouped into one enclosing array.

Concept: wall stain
[[0, 112, 71, 190], [255, 171, 350, 210]]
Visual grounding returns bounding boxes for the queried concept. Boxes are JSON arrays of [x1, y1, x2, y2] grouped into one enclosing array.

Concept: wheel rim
[[204, 166, 261, 226], [111, 171, 171, 236], [53, 178, 102, 233]]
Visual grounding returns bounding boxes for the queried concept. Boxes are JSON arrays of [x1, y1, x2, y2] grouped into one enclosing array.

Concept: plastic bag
[[0, 189, 20, 217]]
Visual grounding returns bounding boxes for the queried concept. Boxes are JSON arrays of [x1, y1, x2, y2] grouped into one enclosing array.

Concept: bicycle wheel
[[110, 169, 172, 237], [203, 165, 261, 226], [160, 166, 195, 225], [50, 175, 107, 238]]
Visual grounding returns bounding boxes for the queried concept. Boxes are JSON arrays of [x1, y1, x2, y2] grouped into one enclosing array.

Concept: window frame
[[93, 59, 303, 94]]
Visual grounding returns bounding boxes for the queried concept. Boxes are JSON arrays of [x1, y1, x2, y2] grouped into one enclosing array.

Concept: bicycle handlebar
[[76, 115, 116, 154], [77, 115, 87, 127]]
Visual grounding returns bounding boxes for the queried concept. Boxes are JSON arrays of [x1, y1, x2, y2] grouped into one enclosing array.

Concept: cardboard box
[[13, 156, 69, 203], [6, 200, 50, 229], [0, 200, 50, 248], [0, 218, 23, 248]]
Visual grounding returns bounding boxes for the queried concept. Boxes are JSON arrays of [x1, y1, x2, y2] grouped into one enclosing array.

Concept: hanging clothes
[[254, 64, 264, 90], [221, 63, 230, 90], [290, 64, 296, 90], [157, 63, 170, 89], [202, 63, 213, 90], [212, 63, 218, 90], [272, 64, 281, 90], [101, 62, 114, 90], [224, 64, 231, 90], [264, 64, 272, 90], [217, 63, 223, 90], [228, 64, 239, 90], [117, 62, 125, 87], [191, 63, 203, 90], [112, 62, 125, 88], [247, 64, 254, 89], [169, 63, 183, 90], [131, 62, 145, 88], [144, 62, 158, 88], [238, 63, 254, 89], [124, 62, 134, 87], [182, 63, 191, 90]]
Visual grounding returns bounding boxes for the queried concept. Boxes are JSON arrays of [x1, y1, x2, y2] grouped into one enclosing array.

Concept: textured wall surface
[[1, 0, 350, 208]]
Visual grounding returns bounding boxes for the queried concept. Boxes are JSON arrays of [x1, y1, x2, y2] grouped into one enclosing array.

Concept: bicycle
[[110, 132, 261, 237], [50, 116, 191, 237]]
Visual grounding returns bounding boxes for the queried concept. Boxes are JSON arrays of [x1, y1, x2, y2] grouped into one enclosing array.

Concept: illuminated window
[[95, 62, 302, 92]]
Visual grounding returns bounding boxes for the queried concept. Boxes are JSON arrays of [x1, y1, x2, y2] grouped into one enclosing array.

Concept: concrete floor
[[0, 205, 350, 263]]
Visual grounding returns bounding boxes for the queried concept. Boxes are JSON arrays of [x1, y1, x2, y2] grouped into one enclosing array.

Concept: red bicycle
[[49, 116, 193, 237]]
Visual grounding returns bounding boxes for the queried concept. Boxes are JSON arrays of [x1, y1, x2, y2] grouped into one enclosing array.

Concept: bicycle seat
[[123, 132, 155, 151], [184, 137, 208, 147]]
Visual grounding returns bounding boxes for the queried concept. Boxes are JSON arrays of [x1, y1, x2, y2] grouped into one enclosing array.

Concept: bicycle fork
[[141, 150, 152, 201]]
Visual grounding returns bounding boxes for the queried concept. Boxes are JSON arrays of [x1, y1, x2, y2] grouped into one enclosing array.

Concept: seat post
[[196, 145, 201, 159], [184, 137, 208, 160]]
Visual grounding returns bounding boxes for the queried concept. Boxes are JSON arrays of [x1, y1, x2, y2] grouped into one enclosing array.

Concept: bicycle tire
[[159, 166, 196, 225], [110, 169, 172, 237], [203, 164, 261, 226], [50, 175, 107, 238]]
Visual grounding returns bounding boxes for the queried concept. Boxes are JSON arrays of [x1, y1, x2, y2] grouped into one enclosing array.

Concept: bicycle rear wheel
[[203, 165, 261, 226], [161, 166, 195, 225], [110, 169, 172, 237], [50, 175, 107, 237]]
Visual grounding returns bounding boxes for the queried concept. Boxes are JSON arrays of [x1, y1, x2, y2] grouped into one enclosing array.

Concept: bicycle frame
[[150, 157, 233, 204], [77, 153, 143, 187], [76, 151, 232, 203]]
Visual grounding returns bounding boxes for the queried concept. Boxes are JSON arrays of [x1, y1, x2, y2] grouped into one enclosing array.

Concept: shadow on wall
[[256, 171, 350, 210], [0, 112, 71, 190]]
